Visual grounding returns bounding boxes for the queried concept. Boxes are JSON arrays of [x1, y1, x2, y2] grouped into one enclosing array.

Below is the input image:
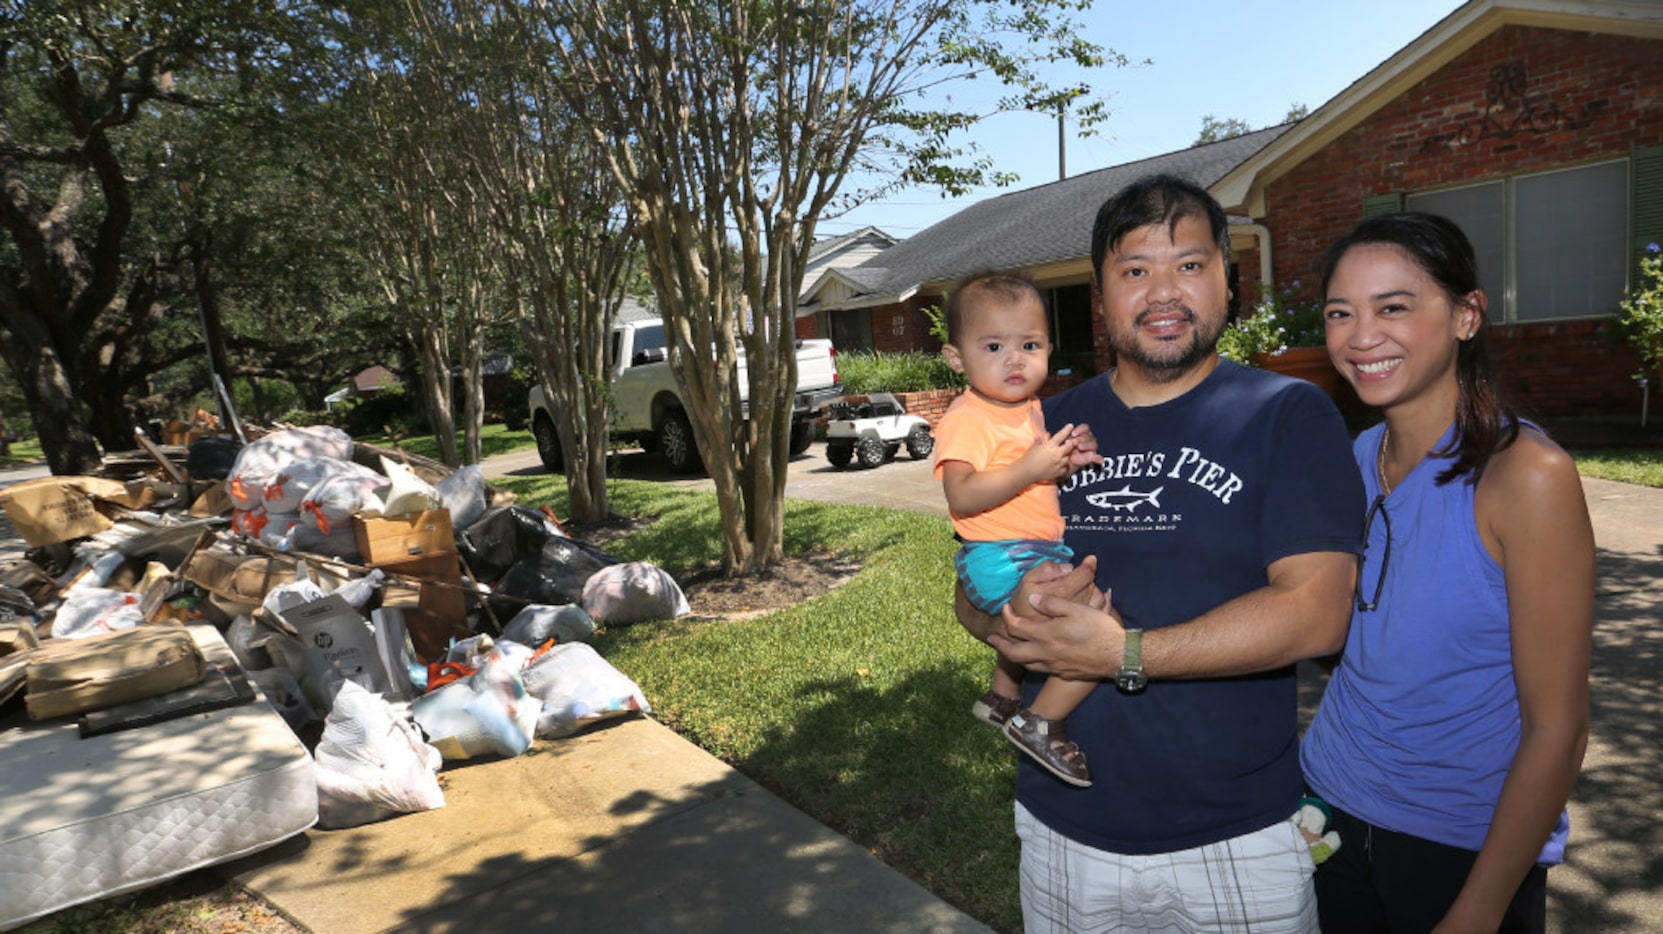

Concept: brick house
[[800, 127, 1292, 386], [806, 0, 1663, 418]]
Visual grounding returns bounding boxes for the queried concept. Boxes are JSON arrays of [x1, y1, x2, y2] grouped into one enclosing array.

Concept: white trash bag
[[49, 587, 146, 639], [500, 603, 596, 646], [434, 464, 488, 530], [411, 641, 540, 760], [521, 642, 651, 740], [314, 681, 445, 829], [225, 425, 354, 509], [263, 456, 380, 515], [379, 456, 442, 516], [580, 561, 690, 624], [300, 471, 390, 535]]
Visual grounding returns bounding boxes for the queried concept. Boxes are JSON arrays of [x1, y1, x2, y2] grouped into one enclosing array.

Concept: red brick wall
[[1264, 25, 1663, 416], [796, 314, 819, 339], [867, 296, 945, 354]]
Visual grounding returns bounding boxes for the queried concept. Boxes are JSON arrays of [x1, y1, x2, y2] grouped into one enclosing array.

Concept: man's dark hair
[[1090, 174, 1230, 281], [944, 271, 1046, 345]]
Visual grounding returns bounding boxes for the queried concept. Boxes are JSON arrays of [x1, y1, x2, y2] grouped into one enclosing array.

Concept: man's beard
[[1108, 304, 1224, 384]]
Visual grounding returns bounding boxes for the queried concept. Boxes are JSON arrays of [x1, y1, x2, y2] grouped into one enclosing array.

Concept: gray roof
[[617, 296, 658, 322], [808, 225, 897, 261], [852, 124, 1293, 297]]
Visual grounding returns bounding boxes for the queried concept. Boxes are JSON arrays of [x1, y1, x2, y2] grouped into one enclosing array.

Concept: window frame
[[1402, 156, 1631, 325]]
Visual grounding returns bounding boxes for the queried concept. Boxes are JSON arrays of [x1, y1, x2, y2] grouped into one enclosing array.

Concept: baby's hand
[[1065, 423, 1104, 470], [1022, 425, 1081, 481]]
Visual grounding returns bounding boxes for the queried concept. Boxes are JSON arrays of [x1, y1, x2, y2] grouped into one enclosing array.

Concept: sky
[[820, 0, 1468, 239]]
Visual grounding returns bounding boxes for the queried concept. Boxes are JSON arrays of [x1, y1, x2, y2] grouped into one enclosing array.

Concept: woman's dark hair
[[944, 271, 1045, 345], [1319, 211, 1519, 485]]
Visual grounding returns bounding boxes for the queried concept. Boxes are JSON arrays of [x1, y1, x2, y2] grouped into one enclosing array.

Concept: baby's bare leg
[[1027, 675, 1095, 722], [991, 651, 1024, 698]]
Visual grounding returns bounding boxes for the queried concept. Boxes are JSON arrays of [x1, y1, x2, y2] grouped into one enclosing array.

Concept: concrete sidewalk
[[221, 446, 984, 933], [223, 717, 985, 933]]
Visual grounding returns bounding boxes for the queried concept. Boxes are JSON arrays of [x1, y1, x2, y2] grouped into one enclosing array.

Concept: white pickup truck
[[528, 317, 842, 473]]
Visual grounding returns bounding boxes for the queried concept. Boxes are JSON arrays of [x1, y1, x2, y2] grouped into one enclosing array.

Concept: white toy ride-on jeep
[[824, 391, 934, 470]]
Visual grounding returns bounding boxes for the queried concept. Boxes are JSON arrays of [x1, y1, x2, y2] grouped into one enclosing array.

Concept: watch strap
[[1122, 628, 1143, 672]]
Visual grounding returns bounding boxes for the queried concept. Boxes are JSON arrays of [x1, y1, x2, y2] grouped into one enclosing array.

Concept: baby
[[933, 271, 1101, 787]]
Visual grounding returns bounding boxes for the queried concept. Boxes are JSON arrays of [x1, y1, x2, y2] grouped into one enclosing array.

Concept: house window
[[825, 309, 873, 352], [1047, 284, 1097, 377], [1404, 159, 1628, 323]]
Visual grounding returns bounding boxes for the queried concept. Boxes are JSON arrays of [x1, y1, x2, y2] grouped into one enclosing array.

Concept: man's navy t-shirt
[[1027, 360, 1365, 854]]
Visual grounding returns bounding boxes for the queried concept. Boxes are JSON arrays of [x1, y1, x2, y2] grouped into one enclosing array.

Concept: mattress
[[0, 624, 317, 930]]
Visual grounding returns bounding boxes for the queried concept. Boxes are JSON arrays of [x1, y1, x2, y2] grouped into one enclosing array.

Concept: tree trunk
[[1, 318, 102, 475]]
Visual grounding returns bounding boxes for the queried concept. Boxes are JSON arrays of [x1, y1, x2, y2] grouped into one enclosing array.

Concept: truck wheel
[[856, 436, 886, 469], [789, 421, 815, 457], [826, 442, 853, 469], [884, 443, 900, 461], [658, 409, 703, 473], [905, 424, 934, 459], [532, 413, 564, 473]]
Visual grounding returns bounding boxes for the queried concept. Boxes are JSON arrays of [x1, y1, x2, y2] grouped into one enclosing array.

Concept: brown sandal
[[1004, 709, 1092, 787], [971, 690, 1021, 727]]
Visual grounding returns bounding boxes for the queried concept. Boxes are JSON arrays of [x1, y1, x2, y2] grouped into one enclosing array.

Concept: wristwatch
[[1115, 628, 1147, 694]]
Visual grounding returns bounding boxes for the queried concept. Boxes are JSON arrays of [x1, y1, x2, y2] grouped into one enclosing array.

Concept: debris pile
[[0, 426, 688, 831]]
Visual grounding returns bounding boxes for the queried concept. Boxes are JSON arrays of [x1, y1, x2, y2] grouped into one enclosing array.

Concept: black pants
[[1314, 805, 1547, 933]]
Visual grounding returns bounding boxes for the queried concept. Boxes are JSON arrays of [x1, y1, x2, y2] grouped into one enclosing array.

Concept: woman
[[1300, 212, 1594, 933]]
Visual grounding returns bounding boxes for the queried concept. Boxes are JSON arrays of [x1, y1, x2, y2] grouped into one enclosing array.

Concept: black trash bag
[[186, 436, 244, 481], [457, 506, 561, 583], [488, 536, 620, 622]]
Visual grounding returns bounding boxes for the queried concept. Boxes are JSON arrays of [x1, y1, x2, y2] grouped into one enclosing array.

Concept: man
[[957, 173, 1365, 932]]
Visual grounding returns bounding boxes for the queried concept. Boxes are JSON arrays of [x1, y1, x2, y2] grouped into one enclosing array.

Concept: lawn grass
[[1568, 446, 1663, 488], [0, 436, 43, 468], [357, 422, 535, 462], [495, 473, 1024, 932]]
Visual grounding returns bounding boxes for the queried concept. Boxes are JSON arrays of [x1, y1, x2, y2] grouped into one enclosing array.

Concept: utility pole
[[1057, 108, 1066, 180]]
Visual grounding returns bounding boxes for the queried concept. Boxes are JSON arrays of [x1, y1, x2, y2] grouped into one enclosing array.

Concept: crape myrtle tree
[[320, 6, 476, 467], [393, 0, 637, 519], [541, 0, 1117, 574], [315, 0, 554, 468]]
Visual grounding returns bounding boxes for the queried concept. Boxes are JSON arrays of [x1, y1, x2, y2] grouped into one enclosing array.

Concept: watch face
[[1115, 671, 1147, 694]]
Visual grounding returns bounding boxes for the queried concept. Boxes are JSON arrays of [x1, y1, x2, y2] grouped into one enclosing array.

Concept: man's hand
[[953, 555, 1102, 643], [1010, 554, 1104, 617], [989, 589, 1126, 682]]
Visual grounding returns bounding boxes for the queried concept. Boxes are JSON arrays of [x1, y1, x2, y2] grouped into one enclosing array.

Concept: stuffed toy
[[1294, 794, 1341, 865]]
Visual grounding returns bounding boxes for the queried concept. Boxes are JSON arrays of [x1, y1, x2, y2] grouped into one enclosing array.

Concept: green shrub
[[836, 351, 965, 394], [1615, 243, 1663, 383], [1217, 282, 1327, 364], [332, 383, 423, 437]]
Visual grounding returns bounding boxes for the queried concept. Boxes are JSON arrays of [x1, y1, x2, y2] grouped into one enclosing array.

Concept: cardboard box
[[375, 551, 469, 662], [377, 551, 466, 618], [276, 592, 388, 693], [0, 623, 40, 707], [389, 607, 472, 664], [353, 509, 454, 564], [0, 477, 119, 546], [180, 548, 351, 606]]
